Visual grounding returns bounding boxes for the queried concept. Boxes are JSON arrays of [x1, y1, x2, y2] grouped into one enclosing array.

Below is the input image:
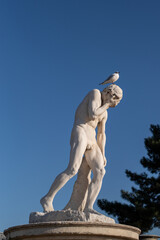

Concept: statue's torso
[[71, 90, 107, 144], [74, 89, 107, 128]]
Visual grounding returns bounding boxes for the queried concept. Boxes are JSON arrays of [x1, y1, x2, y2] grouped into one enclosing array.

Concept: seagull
[[99, 71, 120, 85]]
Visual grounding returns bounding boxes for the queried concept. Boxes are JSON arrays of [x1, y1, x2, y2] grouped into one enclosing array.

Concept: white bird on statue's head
[[99, 71, 120, 85]]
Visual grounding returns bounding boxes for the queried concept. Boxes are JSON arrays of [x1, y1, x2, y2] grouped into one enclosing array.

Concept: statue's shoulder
[[90, 89, 101, 96]]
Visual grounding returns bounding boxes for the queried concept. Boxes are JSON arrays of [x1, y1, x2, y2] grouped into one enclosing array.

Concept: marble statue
[[40, 84, 123, 215]]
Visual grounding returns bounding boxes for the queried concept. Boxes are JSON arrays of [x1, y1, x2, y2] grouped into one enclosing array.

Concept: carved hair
[[102, 84, 123, 99]]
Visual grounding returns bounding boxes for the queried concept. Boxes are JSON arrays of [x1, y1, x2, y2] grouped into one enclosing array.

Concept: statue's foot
[[84, 208, 102, 215], [40, 196, 54, 212]]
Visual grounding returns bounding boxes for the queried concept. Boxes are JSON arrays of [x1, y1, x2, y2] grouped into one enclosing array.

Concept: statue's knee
[[70, 168, 78, 176], [67, 167, 78, 177], [95, 168, 105, 180]]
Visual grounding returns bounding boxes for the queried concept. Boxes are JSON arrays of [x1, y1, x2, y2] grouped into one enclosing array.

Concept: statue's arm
[[88, 90, 110, 119], [97, 113, 107, 165]]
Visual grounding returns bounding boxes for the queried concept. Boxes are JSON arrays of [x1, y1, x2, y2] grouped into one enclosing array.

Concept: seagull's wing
[[99, 74, 113, 85], [105, 74, 113, 81]]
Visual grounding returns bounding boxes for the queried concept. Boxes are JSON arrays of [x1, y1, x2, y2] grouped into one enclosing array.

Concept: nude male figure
[[40, 84, 123, 213]]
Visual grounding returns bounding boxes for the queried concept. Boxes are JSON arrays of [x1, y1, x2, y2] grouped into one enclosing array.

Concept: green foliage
[[97, 124, 160, 233]]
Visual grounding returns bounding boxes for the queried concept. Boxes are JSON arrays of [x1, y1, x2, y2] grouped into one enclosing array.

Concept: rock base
[[4, 222, 141, 240], [29, 210, 115, 224]]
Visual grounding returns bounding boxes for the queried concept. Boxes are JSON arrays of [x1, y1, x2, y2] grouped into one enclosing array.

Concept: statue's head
[[101, 84, 123, 107]]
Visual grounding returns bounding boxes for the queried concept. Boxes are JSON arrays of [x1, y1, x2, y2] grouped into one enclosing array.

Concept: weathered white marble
[[29, 210, 115, 223], [40, 84, 123, 214]]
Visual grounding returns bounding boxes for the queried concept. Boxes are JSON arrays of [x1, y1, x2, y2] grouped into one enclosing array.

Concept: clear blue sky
[[0, 0, 160, 235]]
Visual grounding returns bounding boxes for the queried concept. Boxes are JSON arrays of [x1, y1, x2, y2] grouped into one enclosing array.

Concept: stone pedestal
[[0, 233, 5, 240], [4, 222, 141, 240]]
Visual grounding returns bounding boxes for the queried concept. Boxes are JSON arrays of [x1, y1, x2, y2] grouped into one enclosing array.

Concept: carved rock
[[29, 209, 115, 224]]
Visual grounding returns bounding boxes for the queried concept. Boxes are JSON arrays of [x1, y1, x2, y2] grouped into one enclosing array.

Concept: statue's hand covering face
[[102, 84, 123, 107]]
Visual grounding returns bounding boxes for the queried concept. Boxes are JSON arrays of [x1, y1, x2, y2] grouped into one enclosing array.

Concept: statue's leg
[[64, 156, 91, 211], [84, 145, 105, 212], [40, 131, 87, 212]]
